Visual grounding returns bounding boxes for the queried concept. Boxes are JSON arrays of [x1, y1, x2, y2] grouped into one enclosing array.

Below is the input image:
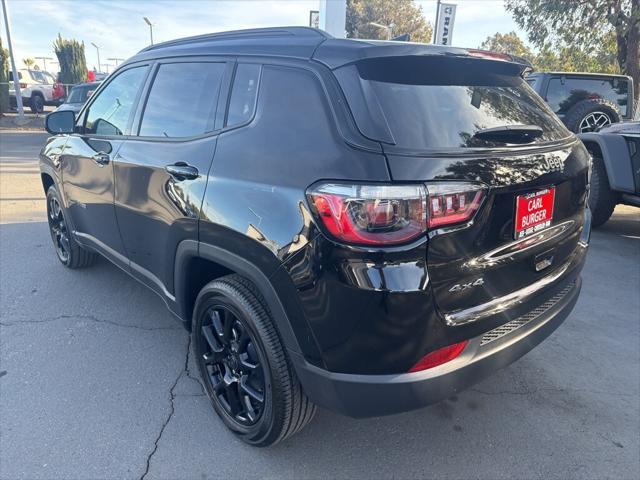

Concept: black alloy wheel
[[47, 192, 70, 263], [193, 275, 316, 446], [200, 304, 266, 425]]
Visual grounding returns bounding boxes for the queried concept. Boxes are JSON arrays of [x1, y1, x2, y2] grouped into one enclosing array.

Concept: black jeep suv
[[41, 28, 591, 446]]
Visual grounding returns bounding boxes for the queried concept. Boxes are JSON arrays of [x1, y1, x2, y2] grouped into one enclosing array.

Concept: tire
[[588, 152, 617, 227], [30, 93, 44, 114], [563, 99, 621, 133], [46, 186, 96, 268], [193, 274, 316, 447]]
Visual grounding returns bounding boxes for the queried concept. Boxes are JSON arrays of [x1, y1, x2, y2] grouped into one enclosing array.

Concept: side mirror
[[45, 110, 75, 135]]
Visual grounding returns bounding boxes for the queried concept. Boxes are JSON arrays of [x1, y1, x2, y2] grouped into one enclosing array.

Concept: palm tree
[[23, 57, 35, 69]]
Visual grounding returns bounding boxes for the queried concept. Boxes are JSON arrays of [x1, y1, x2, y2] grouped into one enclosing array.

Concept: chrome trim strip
[[465, 220, 575, 268], [444, 260, 572, 326]]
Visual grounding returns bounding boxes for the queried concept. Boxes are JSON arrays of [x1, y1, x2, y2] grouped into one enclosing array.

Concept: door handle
[[92, 152, 110, 166], [165, 162, 199, 180]]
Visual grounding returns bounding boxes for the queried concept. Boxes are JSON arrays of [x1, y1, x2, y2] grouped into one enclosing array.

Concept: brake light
[[408, 340, 468, 372], [467, 49, 512, 62], [19, 83, 27, 89], [426, 183, 485, 228], [307, 184, 427, 246], [308, 182, 486, 246]]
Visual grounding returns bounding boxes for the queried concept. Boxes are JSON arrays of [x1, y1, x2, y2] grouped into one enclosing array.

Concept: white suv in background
[[9, 69, 64, 113]]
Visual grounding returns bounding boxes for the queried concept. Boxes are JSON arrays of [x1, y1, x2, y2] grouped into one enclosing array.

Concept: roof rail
[[139, 26, 331, 53]]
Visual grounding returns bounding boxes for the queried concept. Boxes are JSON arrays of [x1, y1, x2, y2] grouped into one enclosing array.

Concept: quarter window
[[139, 62, 225, 138], [226, 64, 261, 127], [84, 66, 148, 136]]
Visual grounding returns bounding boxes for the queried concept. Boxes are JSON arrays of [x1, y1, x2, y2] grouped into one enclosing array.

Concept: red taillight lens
[[426, 183, 485, 229], [308, 184, 427, 246], [19, 83, 27, 89], [409, 340, 468, 372], [307, 182, 485, 246]]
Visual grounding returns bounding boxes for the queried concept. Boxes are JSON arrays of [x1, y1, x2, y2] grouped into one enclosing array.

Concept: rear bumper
[[292, 275, 581, 418], [292, 278, 581, 418]]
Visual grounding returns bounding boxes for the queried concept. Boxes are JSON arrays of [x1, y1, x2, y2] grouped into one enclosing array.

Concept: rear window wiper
[[473, 124, 543, 143]]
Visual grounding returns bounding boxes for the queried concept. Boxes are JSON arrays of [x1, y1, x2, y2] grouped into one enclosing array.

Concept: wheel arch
[[41, 171, 55, 194], [579, 133, 635, 192], [174, 239, 324, 366]]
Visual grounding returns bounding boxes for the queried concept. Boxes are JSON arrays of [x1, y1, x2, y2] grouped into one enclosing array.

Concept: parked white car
[[9, 69, 65, 113]]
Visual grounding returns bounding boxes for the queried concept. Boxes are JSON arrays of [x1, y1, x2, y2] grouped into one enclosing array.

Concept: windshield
[[339, 57, 569, 151], [67, 85, 95, 104]]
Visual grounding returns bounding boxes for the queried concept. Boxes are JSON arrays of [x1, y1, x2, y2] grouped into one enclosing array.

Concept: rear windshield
[[546, 76, 629, 117], [338, 57, 569, 151]]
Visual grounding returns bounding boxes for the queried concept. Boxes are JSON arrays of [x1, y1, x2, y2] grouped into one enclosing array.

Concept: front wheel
[[46, 186, 96, 268], [193, 274, 316, 446]]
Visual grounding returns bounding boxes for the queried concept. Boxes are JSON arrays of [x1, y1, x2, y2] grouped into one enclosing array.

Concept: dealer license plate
[[514, 187, 555, 239]]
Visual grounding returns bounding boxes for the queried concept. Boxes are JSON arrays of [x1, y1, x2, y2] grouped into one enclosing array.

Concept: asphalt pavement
[[1, 130, 639, 479]]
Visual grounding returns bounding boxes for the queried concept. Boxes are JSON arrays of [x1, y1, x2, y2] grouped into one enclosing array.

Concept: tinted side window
[[139, 62, 225, 138], [85, 67, 148, 136], [546, 77, 629, 116], [226, 64, 261, 127]]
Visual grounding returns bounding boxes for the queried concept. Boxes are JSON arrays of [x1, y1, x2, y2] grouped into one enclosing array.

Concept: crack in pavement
[[0, 313, 183, 331], [140, 334, 206, 480]]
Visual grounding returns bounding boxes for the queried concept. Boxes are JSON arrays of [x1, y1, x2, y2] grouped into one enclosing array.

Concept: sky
[[1, 0, 529, 73]]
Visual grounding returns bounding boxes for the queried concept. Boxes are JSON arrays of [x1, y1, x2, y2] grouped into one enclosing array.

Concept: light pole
[[1, 0, 24, 118], [368, 21, 394, 40], [143, 17, 154, 45], [91, 42, 101, 73], [35, 56, 53, 72], [108, 57, 124, 67], [101, 63, 113, 74]]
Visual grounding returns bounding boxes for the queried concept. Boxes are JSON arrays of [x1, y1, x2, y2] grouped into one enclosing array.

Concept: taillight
[[408, 340, 468, 372], [307, 184, 427, 246], [426, 183, 485, 228], [19, 83, 27, 89], [307, 182, 486, 246]]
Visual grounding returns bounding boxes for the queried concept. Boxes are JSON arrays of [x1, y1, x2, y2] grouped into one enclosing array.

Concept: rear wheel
[[588, 153, 617, 227], [193, 274, 315, 446], [46, 186, 96, 268], [30, 93, 44, 114]]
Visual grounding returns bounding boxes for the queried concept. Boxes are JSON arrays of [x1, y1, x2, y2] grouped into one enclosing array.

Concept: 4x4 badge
[[449, 278, 484, 293]]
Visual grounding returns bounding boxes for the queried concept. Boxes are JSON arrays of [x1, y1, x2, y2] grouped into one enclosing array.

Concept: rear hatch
[[333, 54, 589, 319]]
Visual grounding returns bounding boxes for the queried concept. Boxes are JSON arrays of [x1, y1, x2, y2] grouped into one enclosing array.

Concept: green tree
[[506, 0, 640, 104], [481, 30, 620, 73], [534, 34, 620, 73], [22, 57, 35, 69], [0, 38, 9, 114], [480, 31, 535, 62], [53, 34, 88, 85], [346, 0, 432, 42]]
